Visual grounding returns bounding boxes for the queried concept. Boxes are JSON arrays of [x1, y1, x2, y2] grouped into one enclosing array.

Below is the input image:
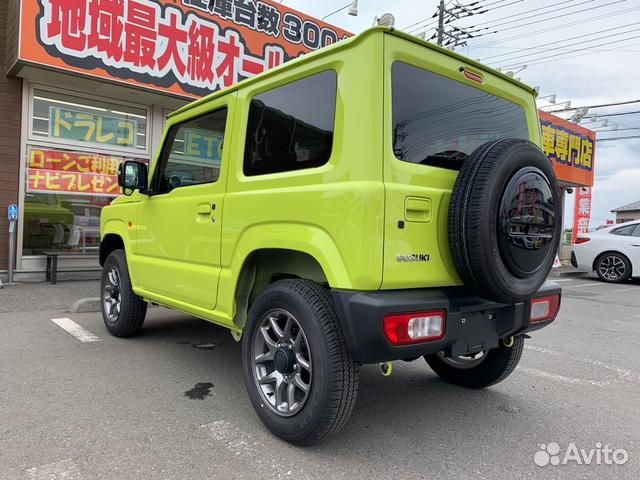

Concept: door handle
[[197, 204, 212, 215], [632, 244, 640, 247], [404, 197, 432, 223]]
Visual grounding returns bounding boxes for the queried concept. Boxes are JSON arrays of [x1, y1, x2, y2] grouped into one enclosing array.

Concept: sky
[[280, 0, 640, 227]]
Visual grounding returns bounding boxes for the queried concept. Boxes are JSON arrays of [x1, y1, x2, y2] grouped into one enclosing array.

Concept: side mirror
[[118, 161, 148, 196]]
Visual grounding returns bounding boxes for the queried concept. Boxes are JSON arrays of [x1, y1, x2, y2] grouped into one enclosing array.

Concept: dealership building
[[0, 0, 347, 280], [0, 1, 596, 281]]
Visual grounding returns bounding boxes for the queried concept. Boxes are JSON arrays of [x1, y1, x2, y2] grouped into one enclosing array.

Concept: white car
[[572, 220, 640, 283]]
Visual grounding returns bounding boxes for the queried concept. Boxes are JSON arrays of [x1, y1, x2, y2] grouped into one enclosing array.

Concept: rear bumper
[[332, 281, 561, 364]]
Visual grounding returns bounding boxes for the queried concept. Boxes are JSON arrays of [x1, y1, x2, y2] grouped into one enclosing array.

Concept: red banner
[[19, 0, 352, 99], [27, 148, 128, 196], [573, 186, 592, 244]]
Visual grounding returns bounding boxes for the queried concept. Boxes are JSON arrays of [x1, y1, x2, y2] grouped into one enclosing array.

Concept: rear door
[[382, 36, 538, 290], [134, 96, 234, 309]]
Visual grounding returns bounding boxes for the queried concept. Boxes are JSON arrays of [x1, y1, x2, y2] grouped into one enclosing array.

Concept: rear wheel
[[425, 336, 524, 389], [595, 252, 632, 283], [241, 279, 359, 445]]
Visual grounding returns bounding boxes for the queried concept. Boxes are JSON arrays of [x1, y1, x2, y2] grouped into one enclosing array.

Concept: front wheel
[[101, 250, 147, 337], [425, 336, 524, 389], [241, 279, 359, 446]]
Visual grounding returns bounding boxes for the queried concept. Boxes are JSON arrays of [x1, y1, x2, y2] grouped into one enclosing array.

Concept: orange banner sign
[[539, 110, 595, 187], [27, 148, 129, 196], [18, 0, 352, 99]]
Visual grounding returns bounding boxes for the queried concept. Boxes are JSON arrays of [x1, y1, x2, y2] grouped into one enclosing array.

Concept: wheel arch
[[100, 233, 125, 266], [232, 249, 329, 329]]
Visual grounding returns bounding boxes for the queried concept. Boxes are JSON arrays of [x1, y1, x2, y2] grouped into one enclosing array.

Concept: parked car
[[572, 220, 640, 283], [100, 27, 563, 445]]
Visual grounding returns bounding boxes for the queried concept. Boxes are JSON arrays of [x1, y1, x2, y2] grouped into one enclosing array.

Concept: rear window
[[392, 62, 529, 170]]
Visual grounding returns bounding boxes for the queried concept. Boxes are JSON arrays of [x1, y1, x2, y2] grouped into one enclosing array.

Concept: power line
[[594, 111, 640, 117], [544, 100, 640, 113], [468, 0, 626, 40], [480, 21, 640, 61], [597, 135, 640, 142], [491, 25, 640, 67], [498, 33, 640, 68], [469, 5, 640, 48], [471, 0, 576, 28], [504, 37, 640, 68]]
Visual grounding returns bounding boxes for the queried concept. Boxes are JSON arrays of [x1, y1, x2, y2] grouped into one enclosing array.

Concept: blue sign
[[7, 204, 18, 222]]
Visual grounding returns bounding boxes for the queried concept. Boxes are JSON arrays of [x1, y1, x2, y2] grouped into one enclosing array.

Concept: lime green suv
[[100, 28, 562, 445]]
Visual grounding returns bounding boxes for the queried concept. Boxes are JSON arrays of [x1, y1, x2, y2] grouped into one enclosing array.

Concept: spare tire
[[448, 138, 562, 304]]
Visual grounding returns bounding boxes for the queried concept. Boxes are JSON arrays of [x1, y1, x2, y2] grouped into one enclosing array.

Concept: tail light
[[383, 310, 446, 345], [575, 237, 590, 244], [530, 295, 561, 323]]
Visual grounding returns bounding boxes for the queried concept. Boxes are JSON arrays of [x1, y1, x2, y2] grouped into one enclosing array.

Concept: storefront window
[[23, 191, 110, 255], [31, 88, 148, 153], [23, 146, 147, 255]]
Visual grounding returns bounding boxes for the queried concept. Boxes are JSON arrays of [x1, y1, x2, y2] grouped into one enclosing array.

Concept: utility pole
[[429, 0, 491, 50], [437, 0, 445, 46]]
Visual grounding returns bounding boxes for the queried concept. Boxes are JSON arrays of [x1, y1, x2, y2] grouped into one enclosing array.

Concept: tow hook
[[379, 361, 393, 377], [502, 336, 515, 348]]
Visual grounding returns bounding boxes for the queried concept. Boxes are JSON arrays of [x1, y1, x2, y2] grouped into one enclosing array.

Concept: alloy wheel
[[598, 255, 627, 281], [437, 351, 487, 369], [252, 309, 312, 417], [103, 267, 122, 323]]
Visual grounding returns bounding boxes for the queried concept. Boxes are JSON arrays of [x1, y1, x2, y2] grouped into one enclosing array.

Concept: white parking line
[[519, 367, 610, 388], [524, 344, 640, 385], [552, 279, 576, 282], [568, 283, 602, 288], [51, 318, 101, 343], [611, 288, 637, 294]]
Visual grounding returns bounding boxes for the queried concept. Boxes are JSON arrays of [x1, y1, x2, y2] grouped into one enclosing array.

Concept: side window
[[155, 108, 227, 194], [610, 225, 637, 236], [633, 225, 640, 237], [244, 70, 337, 176]]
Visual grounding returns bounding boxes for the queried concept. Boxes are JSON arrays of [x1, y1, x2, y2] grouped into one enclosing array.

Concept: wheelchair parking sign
[[8, 204, 18, 222]]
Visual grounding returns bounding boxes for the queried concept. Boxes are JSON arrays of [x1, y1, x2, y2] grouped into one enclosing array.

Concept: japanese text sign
[[49, 107, 139, 148], [27, 147, 135, 197], [573, 186, 592, 244], [539, 110, 595, 187], [181, 128, 223, 165], [18, 0, 352, 99]]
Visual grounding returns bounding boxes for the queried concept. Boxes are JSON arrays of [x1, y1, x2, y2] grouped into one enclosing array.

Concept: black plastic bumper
[[331, 281, 561, 364]]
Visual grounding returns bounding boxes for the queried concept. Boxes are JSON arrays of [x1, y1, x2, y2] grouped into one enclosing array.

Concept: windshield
[[392, 61, 530, 170]]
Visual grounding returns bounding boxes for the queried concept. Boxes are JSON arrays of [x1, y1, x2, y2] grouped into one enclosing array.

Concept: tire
[[101, 249, 147, 337], [595, 252, 632, 283], [241, 279, 359, 446], [449, 138, 562, 304], [425, 336, 524, 389]]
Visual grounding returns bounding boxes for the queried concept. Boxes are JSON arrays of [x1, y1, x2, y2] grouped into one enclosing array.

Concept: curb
[[71, 297, 101, 313], [549, 270, 587, 278]]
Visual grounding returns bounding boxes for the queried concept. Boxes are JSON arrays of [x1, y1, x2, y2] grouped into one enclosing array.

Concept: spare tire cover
[[448, 138, 562, 304]]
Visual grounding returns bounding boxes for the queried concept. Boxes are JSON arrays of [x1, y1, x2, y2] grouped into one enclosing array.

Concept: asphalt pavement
[[1, 275, 639, 479]]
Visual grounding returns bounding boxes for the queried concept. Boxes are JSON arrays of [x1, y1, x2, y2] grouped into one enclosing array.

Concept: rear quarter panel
[[216, 33, 386, 319], [381, 34, 542, 289]]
